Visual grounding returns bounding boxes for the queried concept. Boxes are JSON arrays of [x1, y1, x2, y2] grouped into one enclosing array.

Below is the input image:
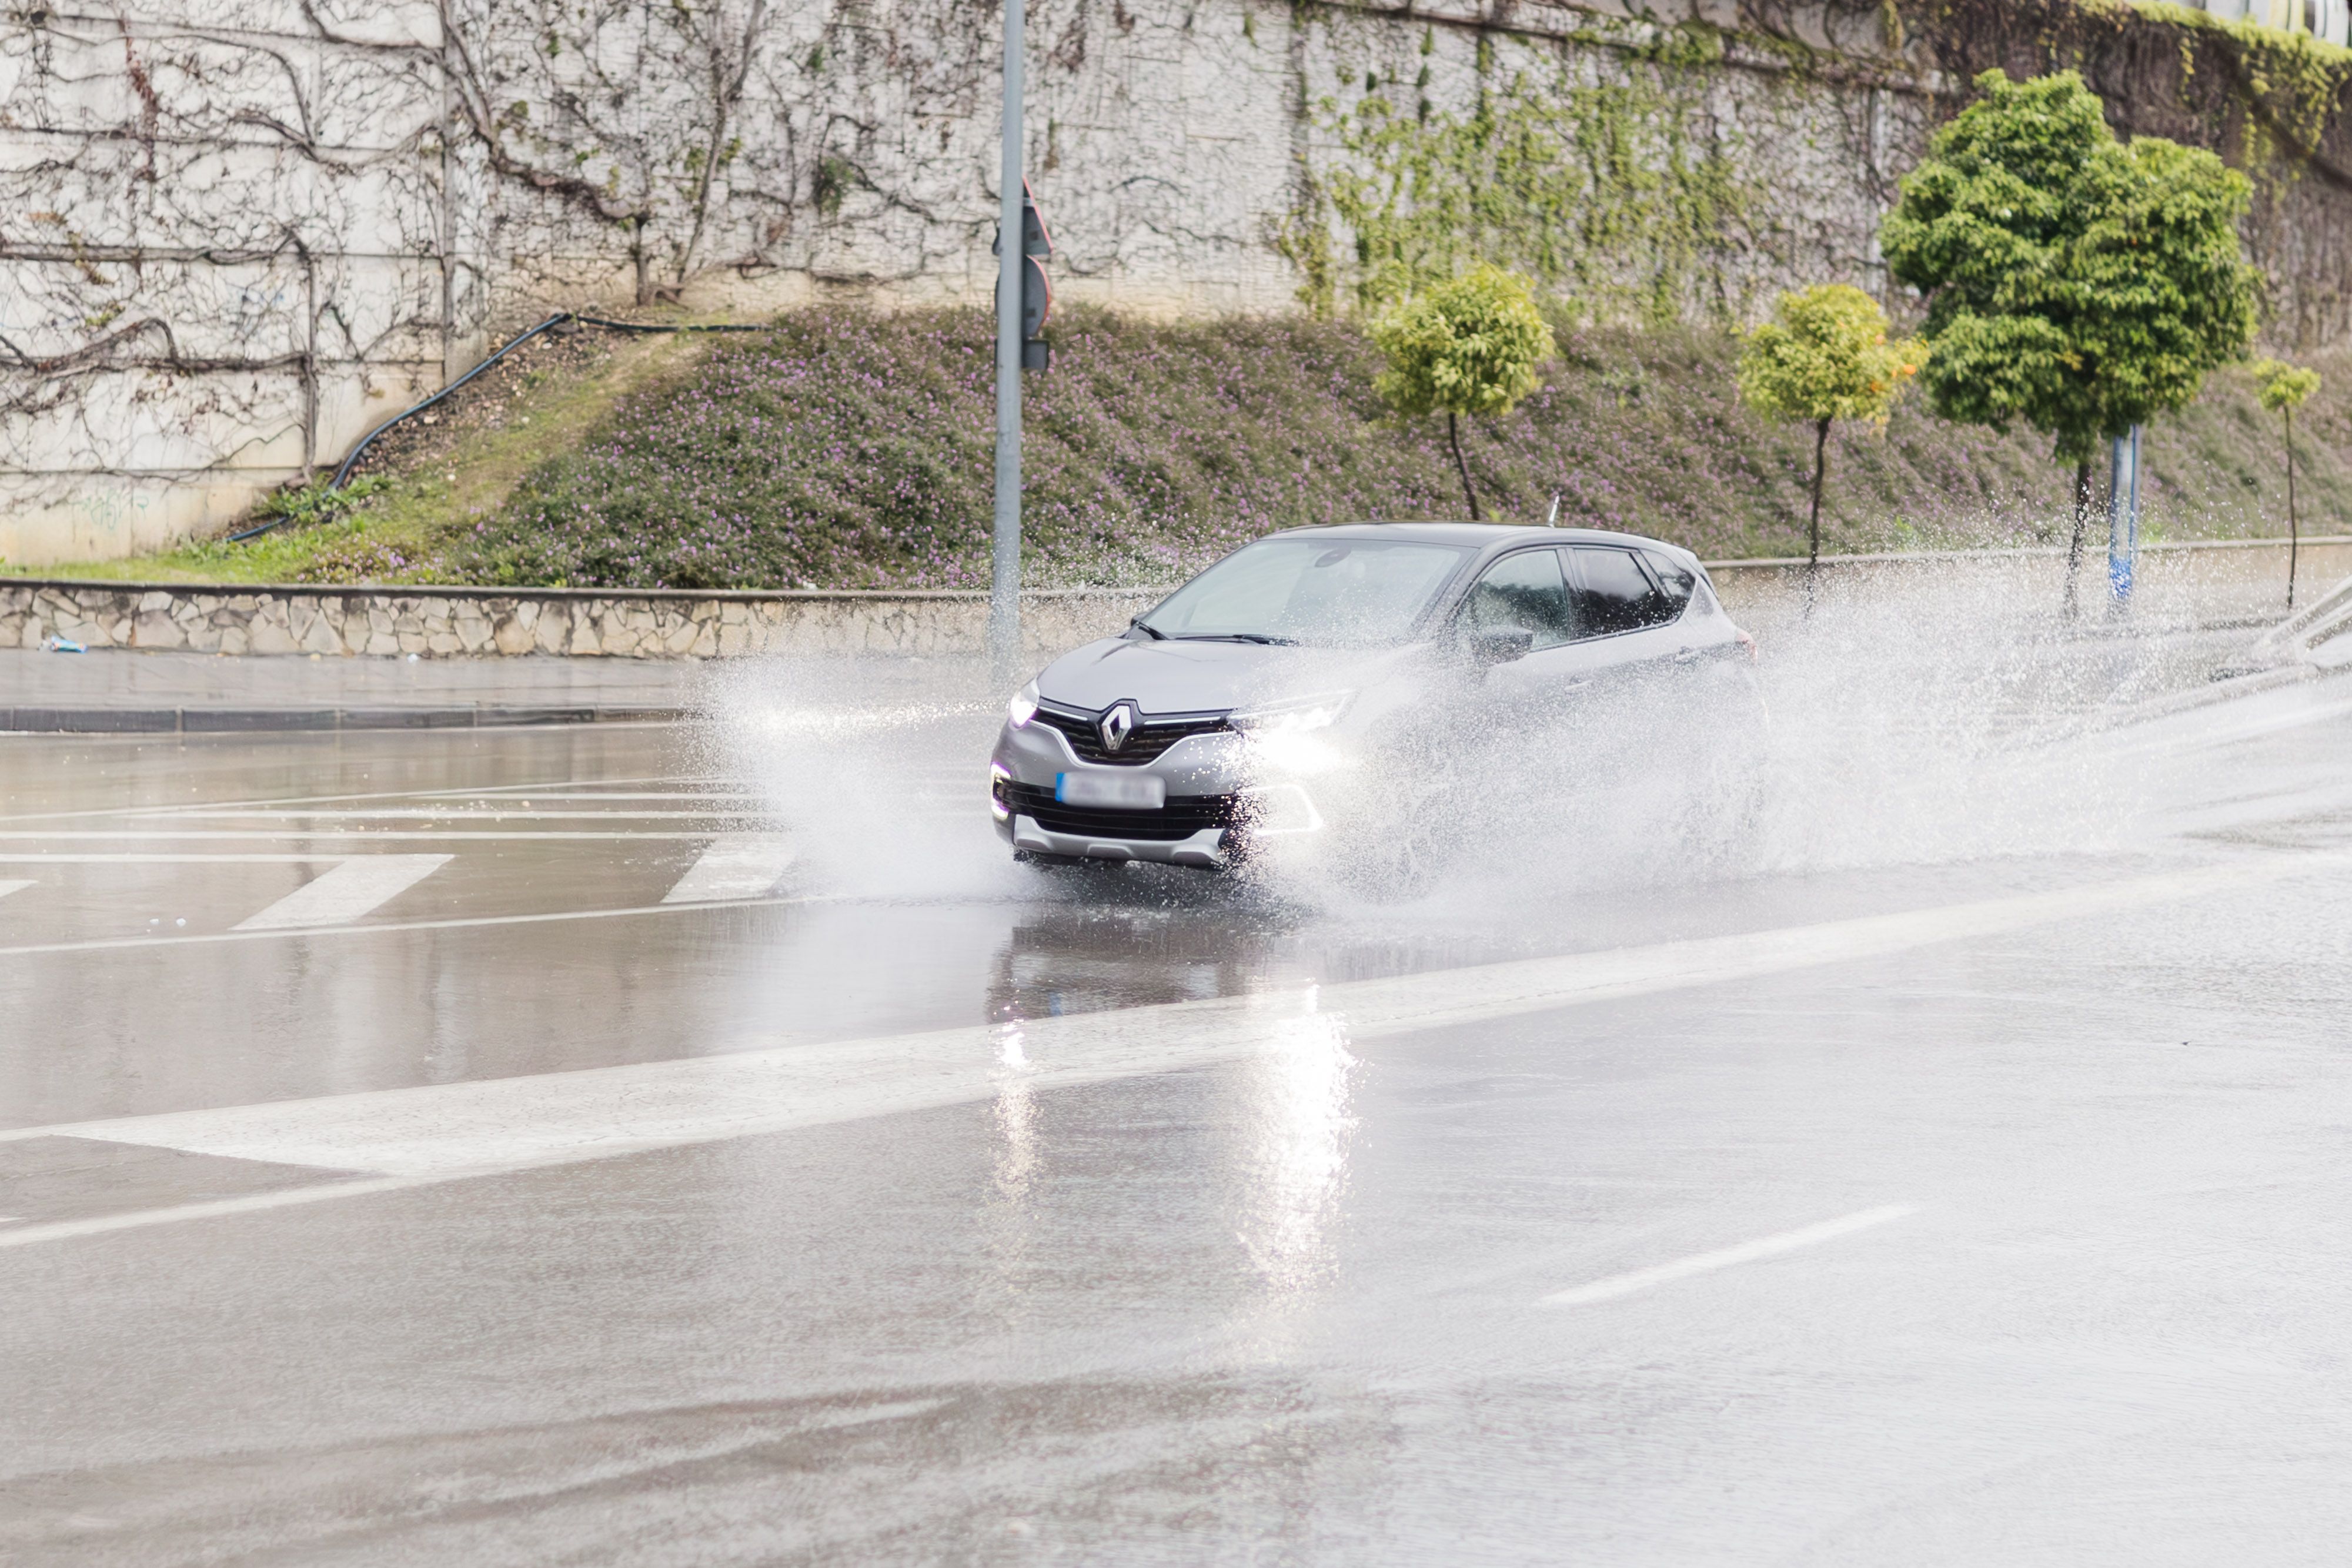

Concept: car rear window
[[1571, 547, 1684, 635], [1642, 550, 1698, 612]]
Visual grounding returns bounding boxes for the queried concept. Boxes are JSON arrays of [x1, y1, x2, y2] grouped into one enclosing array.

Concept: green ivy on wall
[[2136, 1, 2352, 171], [1911, 0, 2352, 188], [1282, 28, 1750, 323]]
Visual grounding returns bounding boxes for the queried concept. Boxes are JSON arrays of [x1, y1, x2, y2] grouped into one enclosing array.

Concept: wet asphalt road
[[3, 655, 2351, 1565]]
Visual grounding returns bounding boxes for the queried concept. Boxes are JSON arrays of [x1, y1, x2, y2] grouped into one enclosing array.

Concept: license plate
[[1055, 771, 1167, 810]]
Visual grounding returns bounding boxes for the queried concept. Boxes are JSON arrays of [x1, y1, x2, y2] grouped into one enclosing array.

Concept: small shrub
[[1738, 285, 1925, 567], [1371, 264, 1556, 520]]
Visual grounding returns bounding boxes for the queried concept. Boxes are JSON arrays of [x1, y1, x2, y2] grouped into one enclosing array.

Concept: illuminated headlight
[[1006, 681, 1039, 728], [1228, 691, 1353, 735]]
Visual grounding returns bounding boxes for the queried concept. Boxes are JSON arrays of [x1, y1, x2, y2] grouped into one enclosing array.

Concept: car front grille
[[1030, 705, 1231, 765], [1000, 781, 1240, 842]]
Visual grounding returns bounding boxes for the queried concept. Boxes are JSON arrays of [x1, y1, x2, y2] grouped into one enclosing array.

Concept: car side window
[[1459, 549, 1580, 649], [1569, 547, 1681, 636], [1642, 551, 1698, 614]]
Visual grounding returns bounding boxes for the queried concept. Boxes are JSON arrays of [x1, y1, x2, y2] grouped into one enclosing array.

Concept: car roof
[[1265, 520, 1693, 561]]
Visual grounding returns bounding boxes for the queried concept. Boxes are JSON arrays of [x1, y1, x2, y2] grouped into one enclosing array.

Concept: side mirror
[[1465, 627, 1534, 667]]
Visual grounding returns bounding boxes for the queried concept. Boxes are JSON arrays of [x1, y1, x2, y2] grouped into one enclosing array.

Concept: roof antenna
[[1544, 493, 1561, 528]]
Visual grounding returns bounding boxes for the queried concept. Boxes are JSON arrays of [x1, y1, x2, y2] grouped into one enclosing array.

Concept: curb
[[0, 704, 690, 734]]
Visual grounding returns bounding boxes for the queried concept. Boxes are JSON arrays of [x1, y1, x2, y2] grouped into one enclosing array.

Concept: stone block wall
[[4, 541, 2338, 663], [0, 581, 1162, 660]]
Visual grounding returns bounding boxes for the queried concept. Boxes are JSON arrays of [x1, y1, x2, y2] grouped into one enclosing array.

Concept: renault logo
[[1098, 701, 1138, 753]]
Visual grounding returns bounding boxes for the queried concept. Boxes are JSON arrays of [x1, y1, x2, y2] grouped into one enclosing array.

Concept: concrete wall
[[11, 0, 2352, 567], [5, 538, 2341, 658], [0, 0, 1937, 565]]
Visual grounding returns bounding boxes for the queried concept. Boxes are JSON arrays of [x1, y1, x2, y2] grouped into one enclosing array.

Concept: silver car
[[989, 522, 1759, 870]]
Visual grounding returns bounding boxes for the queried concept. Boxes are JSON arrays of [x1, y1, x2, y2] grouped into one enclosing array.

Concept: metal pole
[[988, 0, 1024, 681], [2106, 424, 2141, 607]]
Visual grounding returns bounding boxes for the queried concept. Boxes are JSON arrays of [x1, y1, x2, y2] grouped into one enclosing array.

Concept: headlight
[[1229, 691, 1353, 735], [1006, 681, 1039, 728]]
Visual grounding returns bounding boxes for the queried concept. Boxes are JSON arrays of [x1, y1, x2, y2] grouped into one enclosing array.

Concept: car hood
[[1032, 637, 1416, 716]]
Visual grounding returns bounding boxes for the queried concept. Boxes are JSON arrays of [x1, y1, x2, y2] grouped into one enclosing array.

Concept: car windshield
[[1137, 537, 1470, 647]]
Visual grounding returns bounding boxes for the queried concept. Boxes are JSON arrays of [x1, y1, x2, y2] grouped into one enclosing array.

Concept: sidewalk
[[0, 648, 699, 733]]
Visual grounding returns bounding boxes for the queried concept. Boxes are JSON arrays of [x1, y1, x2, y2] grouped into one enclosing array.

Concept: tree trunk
[[1803, 417, 1829, 615], [1806, 418, 1830, 569], [1447, 412, 1481, 521], [2063, 459, 2093, 619], [2287, 408, 2300, 611]]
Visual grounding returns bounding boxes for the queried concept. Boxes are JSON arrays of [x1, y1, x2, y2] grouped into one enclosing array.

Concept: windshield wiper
[[1128, 618, 1168, 640], [1175, 632, 1298, 646]]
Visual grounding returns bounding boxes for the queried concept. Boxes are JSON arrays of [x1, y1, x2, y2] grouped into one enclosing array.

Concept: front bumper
[[1001, 812, 1232, 867], [990, 713, 1322, 867]]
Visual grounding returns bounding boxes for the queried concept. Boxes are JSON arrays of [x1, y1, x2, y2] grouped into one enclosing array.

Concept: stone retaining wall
[[4, 539, 2342, 661], [1707, 537, 2352, 630], [23, 0, 2352, 566], [0, 581, 1162, 660]]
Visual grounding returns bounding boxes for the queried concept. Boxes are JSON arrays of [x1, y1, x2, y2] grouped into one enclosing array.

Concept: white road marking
[[0, 894, 817, 959], [662, 835, 798, 903], [413, 777, 707, 795], [0, 857, 2321, 1250], [233, 855, 453, 931], [151, 810, 777, 822], [1541, 1205, 1920, 1307], [0, 1178, 449, 1248], [0, 777, 729, 825], [0, 854, 345, 864], [0, 830, 754, 842], [398, 792, 767, 804], [0, 880, 31, 901]]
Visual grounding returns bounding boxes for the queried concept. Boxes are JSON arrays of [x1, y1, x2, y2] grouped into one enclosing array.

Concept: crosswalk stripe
[[397, 792, 766, 804], [662, 835, 797, 903], [0, 777, 736, 826], [0, 854, 339, 864], [0, 830, 750, 842], [151, 810, 778, 823], [0, 880, 30, 902], [233, 855, 452, 931]]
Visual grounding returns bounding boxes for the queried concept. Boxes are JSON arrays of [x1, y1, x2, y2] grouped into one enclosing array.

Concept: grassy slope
[[36, 328, 708, 584], [46, 306, 2352, 589]]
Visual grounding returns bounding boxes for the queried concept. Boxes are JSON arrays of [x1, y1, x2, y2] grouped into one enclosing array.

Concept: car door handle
[[1672, 647, 1705, 664]]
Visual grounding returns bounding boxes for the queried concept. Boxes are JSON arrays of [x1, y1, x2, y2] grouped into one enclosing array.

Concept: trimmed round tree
[[1736, 283, 1924, 570], [1371, 264, 1555, 521], [2251, 357, 2322, 609], [1879, 69, 2261, 609]]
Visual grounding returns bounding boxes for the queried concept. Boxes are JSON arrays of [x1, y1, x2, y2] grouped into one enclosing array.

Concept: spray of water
[[699, 656, 1015, 901], [701, 560, 2327, 924]]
